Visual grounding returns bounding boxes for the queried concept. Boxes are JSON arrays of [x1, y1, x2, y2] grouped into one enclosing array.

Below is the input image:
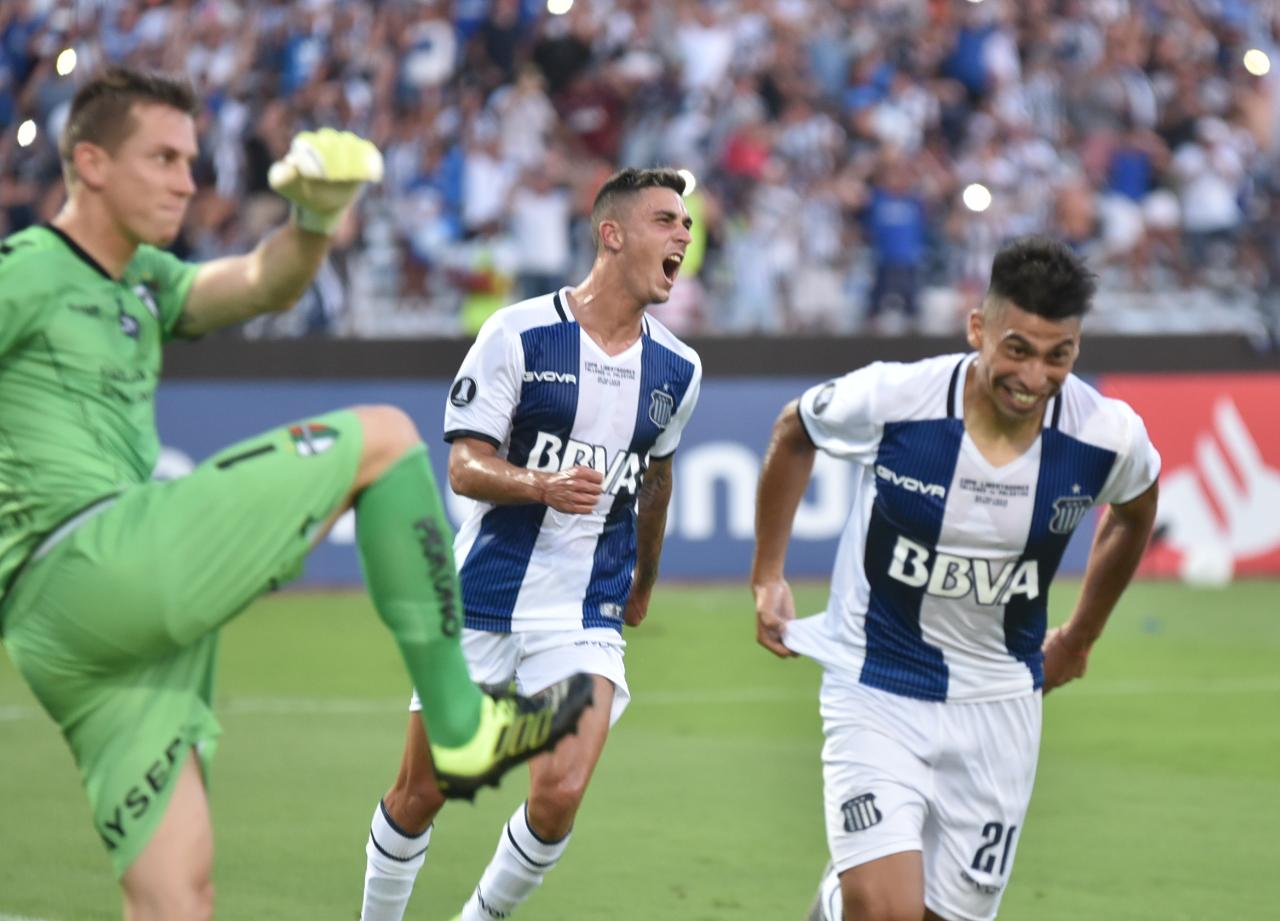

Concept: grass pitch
[[1, 579, 1277, 920]]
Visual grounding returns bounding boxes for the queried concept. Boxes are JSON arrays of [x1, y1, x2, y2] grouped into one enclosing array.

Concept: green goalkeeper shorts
[[0, 409, 363, 877]]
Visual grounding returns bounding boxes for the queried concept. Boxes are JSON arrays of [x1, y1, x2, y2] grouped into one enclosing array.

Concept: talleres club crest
[[1049, 484, 1093, 534], [649, 386, 674, 429]]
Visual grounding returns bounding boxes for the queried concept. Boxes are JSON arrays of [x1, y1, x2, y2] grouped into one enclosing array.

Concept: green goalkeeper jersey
[[0, 225, 197, 599]]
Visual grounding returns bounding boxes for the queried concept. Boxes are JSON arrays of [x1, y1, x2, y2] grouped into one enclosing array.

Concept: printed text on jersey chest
[[958, 478, 1030, 508]]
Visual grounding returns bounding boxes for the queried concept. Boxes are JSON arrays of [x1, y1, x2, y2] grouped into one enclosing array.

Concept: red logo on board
[[1099, 374, 1280, 578]]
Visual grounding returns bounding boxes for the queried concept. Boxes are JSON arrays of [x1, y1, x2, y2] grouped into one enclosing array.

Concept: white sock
[[361, 799, 432, 921], [460, 802, 570, 920]]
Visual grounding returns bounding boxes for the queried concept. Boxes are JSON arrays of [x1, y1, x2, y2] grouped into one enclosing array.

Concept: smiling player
[[752, 236, 1160, 921]]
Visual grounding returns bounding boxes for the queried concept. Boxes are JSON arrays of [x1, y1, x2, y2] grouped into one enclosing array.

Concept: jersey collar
[[554, 288, 651, 338], [42, 223, 115, 281], [553, 288, 571, 322]]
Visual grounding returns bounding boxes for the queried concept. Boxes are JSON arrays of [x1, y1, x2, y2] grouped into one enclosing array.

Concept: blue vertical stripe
[[860, 419, 963, 701], [461, 322, 580, 631], [581, 337, 695, 630], [1002, 429, 1116, 687]]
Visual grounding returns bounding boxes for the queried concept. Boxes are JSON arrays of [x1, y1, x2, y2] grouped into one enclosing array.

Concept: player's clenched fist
[[538, 465, 604, 515], [268, 128, 384, 234]]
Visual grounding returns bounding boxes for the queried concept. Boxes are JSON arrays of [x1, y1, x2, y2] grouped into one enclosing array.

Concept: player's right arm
[[448, 438, 602, 513], [751, 400, 815, 658], [752, 367, 884, 657], [444, 310, 603, 514]]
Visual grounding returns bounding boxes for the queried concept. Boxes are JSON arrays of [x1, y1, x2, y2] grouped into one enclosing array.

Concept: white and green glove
[[268, 128, 384, 235]]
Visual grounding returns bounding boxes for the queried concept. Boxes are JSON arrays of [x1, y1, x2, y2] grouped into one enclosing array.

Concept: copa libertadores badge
[[813, 381, 836, 415], [450, 377, 477, 407], [290, 423, 339, 456]]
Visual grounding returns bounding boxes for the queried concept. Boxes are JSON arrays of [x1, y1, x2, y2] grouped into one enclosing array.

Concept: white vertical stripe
[[828, 470, 876, 659], [921, 437, 1041, 700], [510, 331, 642, 627]]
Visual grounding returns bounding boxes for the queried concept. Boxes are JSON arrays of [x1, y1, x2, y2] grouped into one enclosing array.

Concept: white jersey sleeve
[[798, 364, 885, 464], [651, 357, 702, 458], [1096, 400, 1161, 506], [443, 317, 524, 446]]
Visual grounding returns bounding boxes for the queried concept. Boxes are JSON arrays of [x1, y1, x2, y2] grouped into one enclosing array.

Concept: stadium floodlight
[[17, 119, 37, 148], [677, 169, 698, 196], [962, 182, 992, 213], [1243, 49, 1271, 77], [56, 48, 77, 77], [546, 0, 573, 15]]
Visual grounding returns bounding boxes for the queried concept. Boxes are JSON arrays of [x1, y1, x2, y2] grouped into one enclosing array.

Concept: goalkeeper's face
[[100, 102, 198, 247]]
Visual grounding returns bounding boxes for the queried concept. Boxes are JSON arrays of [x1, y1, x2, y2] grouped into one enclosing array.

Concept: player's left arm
[[623, 453, 674, 627], [174, 129, 382, 337], [1042, 479, 1159, 693]]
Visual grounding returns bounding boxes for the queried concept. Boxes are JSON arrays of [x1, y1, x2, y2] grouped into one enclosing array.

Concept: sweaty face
[[614, 187, 692, 305], [97, 103, 198, 247], [967, 299, 1081, 424]]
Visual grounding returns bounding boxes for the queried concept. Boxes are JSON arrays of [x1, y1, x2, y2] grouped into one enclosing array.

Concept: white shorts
[[819, 672, 1041, 921], [409, 628, 630, 727]]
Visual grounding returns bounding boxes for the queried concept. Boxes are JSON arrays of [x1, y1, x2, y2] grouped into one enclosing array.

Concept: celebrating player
[[752, 237, 1160, 921], [0, 67, 592, 921], [358, 168, 702, 921]]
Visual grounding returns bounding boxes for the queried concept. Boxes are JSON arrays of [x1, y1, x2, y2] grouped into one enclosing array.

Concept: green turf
[[1, 579, 1277, 920]]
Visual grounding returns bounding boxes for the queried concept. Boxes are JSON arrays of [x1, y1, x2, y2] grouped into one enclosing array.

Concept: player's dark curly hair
[[590, 167, 687, 248], [60, 67, 197, 173], [985, 236, 1097, 319]]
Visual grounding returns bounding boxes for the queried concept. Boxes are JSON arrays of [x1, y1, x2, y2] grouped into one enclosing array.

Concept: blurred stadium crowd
[[3, 0, 1280, 340]]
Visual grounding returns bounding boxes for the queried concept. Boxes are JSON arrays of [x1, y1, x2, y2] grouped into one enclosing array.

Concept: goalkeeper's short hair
[[60, 67, 198, 178]]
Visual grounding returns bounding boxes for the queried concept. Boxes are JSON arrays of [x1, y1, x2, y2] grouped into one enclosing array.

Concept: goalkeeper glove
[[268, 128, 384, 235]]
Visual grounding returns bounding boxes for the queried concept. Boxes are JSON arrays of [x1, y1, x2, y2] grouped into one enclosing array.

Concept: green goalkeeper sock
[[356, 444, 482, 747]]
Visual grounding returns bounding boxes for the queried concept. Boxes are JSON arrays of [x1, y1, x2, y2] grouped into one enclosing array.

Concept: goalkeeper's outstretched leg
[[339, 405, 595, 791]]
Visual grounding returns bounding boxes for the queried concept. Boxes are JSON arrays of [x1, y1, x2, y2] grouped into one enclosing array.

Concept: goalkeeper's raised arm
[[174, 127, 383, 337]]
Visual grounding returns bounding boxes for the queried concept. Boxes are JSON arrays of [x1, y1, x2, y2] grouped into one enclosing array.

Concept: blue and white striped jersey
[[786, 353, 1160, 703], [443, 289, 701, 634]]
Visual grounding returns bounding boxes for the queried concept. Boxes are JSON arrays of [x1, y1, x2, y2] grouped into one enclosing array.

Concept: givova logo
[[875, 463, 947, 498], [887, 535, 1039, 605], [526, 431, 645, 496], [523, 370, 577, 384]]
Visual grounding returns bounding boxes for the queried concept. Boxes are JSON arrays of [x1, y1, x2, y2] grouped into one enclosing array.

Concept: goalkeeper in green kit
[[0, 68, 592, 920]]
